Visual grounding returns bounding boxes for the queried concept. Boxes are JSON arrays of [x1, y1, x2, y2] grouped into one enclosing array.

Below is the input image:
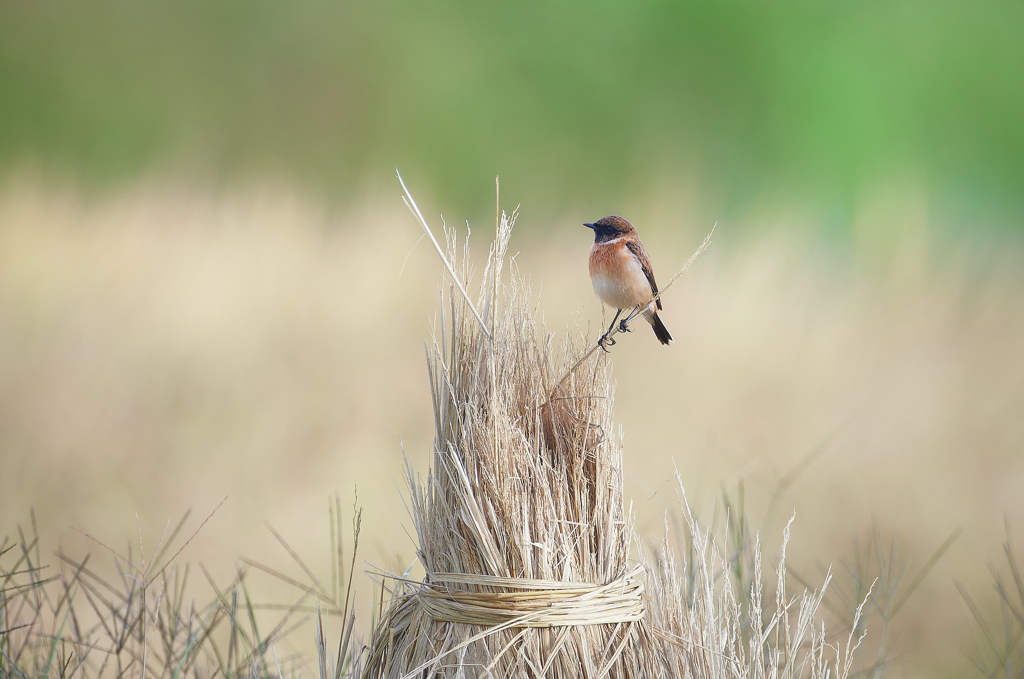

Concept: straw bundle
[[362, 181, 863, 679], [361, 201, 662, 678]]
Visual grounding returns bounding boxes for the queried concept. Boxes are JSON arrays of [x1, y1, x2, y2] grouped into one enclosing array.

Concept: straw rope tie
[[416, 565, 645, 628]]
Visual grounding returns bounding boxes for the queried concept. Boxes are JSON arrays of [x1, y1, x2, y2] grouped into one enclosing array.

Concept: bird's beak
[[583, 223, 595, 229]]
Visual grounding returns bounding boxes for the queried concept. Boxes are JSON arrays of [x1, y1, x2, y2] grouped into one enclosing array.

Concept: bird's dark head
[[583, 215, 636, 243]]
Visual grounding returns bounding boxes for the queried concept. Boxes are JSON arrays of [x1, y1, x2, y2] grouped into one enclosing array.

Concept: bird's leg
[[604, 309, 623, 338], [598, 309, 623, 351], [620, 302, 651, 333]]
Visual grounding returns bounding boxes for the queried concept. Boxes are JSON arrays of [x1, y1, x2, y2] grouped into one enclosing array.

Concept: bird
[[584, 215, 673, 347]]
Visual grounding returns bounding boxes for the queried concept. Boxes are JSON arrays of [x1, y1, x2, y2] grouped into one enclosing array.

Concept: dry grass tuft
[[956, 520, 1024, 678], [360, 186, 865, 678], [0, 509, 297, 679], [0, 502, 364, 679]]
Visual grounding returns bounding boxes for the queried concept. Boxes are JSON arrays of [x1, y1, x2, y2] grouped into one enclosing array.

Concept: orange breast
[[588, 242, 654, 310]]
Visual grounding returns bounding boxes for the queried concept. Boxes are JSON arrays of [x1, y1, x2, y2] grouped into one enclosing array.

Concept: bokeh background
[[2, 1, 1023, 676]]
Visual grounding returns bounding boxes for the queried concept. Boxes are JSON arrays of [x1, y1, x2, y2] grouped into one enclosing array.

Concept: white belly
[[591, 267, 650, 310], [591, 273, 626, 309]]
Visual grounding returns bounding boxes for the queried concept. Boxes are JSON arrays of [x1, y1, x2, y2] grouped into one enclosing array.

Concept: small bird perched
[[585, 215, 673, 347]]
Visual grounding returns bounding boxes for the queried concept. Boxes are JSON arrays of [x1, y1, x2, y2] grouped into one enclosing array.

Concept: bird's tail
[[648, 311, 673, 346]]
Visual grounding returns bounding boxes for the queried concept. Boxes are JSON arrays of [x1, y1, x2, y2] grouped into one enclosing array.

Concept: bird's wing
[[625, 241, 662, 310]]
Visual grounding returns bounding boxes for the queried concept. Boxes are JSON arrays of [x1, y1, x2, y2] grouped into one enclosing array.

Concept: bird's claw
[[598, 334, 616, 352], [618, 320, 633, 333]]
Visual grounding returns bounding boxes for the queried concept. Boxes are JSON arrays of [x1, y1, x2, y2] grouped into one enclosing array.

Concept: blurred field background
[[2, 0, 1023, 676]]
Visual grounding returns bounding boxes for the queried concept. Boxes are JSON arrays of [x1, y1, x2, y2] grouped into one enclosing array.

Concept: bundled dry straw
[[361, 179, 867, 679]]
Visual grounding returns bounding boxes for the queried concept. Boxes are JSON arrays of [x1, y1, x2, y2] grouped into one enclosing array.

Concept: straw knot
[[416, 565, 645, 628]]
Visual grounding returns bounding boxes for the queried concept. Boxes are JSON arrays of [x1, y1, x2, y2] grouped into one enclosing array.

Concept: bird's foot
[[598, 334, 616, 352], [618, 319, 633, 333]]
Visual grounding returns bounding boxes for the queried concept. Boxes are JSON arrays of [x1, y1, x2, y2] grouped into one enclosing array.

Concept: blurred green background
[[2, 2, 1024, 677], [2, 0, 1023, 229]]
